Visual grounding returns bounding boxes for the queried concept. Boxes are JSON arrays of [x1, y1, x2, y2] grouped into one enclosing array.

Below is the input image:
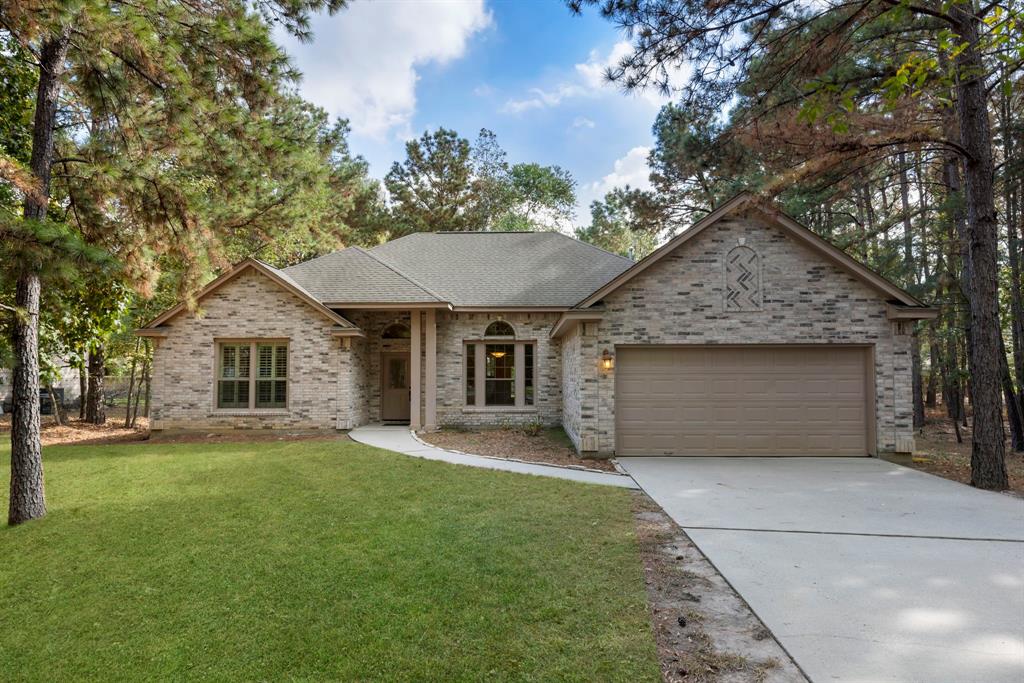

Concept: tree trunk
[[9, 273, 45, 525], [926, 332, 938, 408], [1000, 336, 1024, 451], [1000, 66, 1024, 432], [85, 346, 106, 425], [142, 349, 152, 420], [9, 27, 71, 526], [124, 338, 140, 429], [912, 329, 925, 430], [46, 383, 63, 427], [78, 357, 87, 420], [898, 151, 914, 283], [951, 6, 1009, 490]]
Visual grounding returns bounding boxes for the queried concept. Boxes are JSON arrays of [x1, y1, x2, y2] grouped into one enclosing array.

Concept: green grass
[[0, 438, 658, 681]]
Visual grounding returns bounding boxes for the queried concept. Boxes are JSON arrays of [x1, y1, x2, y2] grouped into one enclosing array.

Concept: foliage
[[385, 127, 577, 235], [0, 439, 659, 681], [0, 31, 36, 210], [576, 187, 661, 259]]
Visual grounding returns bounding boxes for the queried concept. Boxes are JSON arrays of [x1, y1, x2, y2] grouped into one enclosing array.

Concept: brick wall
[[434, 312, 563, 428], [560, 326, 583, 449], [566, 212, 913, 455], [150, 269, 348, 430]]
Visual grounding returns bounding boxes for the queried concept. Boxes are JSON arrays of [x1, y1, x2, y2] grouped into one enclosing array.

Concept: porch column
[[425, 308, 437, 430], [410, 309, 421, 430]]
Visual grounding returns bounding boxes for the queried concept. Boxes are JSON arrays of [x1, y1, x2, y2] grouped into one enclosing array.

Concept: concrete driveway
[[617, 456, 1024, 683]]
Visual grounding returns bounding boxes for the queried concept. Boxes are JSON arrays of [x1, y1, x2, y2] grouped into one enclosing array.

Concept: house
[[137, 194, 936, 457]]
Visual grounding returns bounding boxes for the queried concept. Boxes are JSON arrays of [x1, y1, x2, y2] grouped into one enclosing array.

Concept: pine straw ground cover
[[422, 426, 619, 473], [901, 409, 1024, 495], [0, 439, 659, 682]]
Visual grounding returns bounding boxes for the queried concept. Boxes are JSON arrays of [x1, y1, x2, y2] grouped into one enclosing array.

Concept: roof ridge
[[552, 231, 635, 264], [354, 246, 448, 303], [281, 246, 355, 273]]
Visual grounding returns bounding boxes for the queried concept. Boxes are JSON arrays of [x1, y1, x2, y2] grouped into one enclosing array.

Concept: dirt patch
[[897, 408, 1024, 495], [420, 426, 618, 472], [633, 493, 806, 683]]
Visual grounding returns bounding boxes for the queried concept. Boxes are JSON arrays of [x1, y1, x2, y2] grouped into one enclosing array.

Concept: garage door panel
[[616, 346, 869, 456]]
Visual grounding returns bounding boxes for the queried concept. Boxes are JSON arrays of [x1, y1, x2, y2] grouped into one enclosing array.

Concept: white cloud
[[589, 146, 652, 195], [503, 41, 686, 115], [571, 116, 596, 130], [473, 83, 495, 97], [574, 41, 633, 91], [575, 146, 653, 225], [502, 84, 588, 114], [277, 1, 492, 139]]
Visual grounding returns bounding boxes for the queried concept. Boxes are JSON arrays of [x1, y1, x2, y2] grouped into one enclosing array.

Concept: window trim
[[213, 338, 290, 412], [463, 339, 537, 409]]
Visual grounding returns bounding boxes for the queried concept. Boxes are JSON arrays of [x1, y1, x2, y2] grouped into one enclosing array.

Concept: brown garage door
[[615, 346, 870, 456]]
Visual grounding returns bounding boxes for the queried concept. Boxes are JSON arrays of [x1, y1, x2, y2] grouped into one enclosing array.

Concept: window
[[256, 343, 287, 408], [484, 320, 514, 337], [465, 343, 476, 404], [217, 341, 287, 409], [485, 343, 515, 405], [217, 344, 250, 409], [524, 344, 534, 406], [464, 321, 536, 408]]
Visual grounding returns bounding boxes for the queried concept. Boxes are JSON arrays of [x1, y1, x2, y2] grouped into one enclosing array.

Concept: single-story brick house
[[138, 194, 936, 457]]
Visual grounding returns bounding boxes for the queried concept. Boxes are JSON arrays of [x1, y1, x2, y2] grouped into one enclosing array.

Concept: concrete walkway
[[349, 425, 638, 489], [619, 456, 1024, 683]]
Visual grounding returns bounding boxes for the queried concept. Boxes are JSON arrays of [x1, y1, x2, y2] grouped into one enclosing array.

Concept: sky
[[274, 0, 672, 228]]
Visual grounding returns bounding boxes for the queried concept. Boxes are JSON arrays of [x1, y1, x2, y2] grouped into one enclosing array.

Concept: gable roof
[[282, 247, 446, 305], [367, 231, 634, 308], [142, 258, 361, 332], [576, 193, 932, 311]]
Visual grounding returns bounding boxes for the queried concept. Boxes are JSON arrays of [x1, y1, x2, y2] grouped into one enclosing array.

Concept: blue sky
[[274, 0, 671, 227]]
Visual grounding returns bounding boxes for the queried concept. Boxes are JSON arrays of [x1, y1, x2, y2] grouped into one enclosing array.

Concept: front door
[[381, 352, 411, 423]]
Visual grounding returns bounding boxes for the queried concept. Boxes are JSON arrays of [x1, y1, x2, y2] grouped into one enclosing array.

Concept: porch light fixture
[[600, 349, 614, 371], [489, 350, 507, 358]]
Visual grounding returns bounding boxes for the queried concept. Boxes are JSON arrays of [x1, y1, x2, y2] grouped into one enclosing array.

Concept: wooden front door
[[381, 352, 411, 423]]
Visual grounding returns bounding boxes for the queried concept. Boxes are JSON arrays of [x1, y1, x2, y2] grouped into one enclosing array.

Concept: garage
[[615, 346, 872, 456]]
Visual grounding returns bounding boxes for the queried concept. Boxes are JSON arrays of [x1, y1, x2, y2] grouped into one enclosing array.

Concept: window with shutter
[[217, 344, 251, 409], [255, 343, 287, 408], [216, 341, 287, 410]]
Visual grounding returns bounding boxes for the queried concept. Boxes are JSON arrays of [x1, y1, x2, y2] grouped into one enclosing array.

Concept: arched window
[[382, 322, 411, 339], [484, 320, 515, 337], [466, 319, 534, 408], [725, 246, 762, 311]]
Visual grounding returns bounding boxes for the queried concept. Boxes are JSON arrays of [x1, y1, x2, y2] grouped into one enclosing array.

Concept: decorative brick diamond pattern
[[725, 246, 761, 311]]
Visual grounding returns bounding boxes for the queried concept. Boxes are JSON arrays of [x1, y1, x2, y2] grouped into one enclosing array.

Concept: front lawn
[[1, 438, 658, 681]]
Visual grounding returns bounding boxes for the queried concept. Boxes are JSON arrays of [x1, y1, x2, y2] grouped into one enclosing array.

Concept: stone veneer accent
[[150, 269, 349, 430], [566, 212, 913, 456]]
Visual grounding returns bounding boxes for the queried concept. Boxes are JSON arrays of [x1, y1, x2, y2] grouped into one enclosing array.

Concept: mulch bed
[[0, 414, 150, 447], [420, 427, 619, 472]]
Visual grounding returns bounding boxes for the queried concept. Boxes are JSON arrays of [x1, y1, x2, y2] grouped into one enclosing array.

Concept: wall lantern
[[600, 348, 615, 371]]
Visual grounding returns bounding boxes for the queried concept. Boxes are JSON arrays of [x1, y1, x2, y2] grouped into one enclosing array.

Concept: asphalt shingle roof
[[368, 232, 633, 307], [282, 247, 444, 304], [282, 232, 633, 308]]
